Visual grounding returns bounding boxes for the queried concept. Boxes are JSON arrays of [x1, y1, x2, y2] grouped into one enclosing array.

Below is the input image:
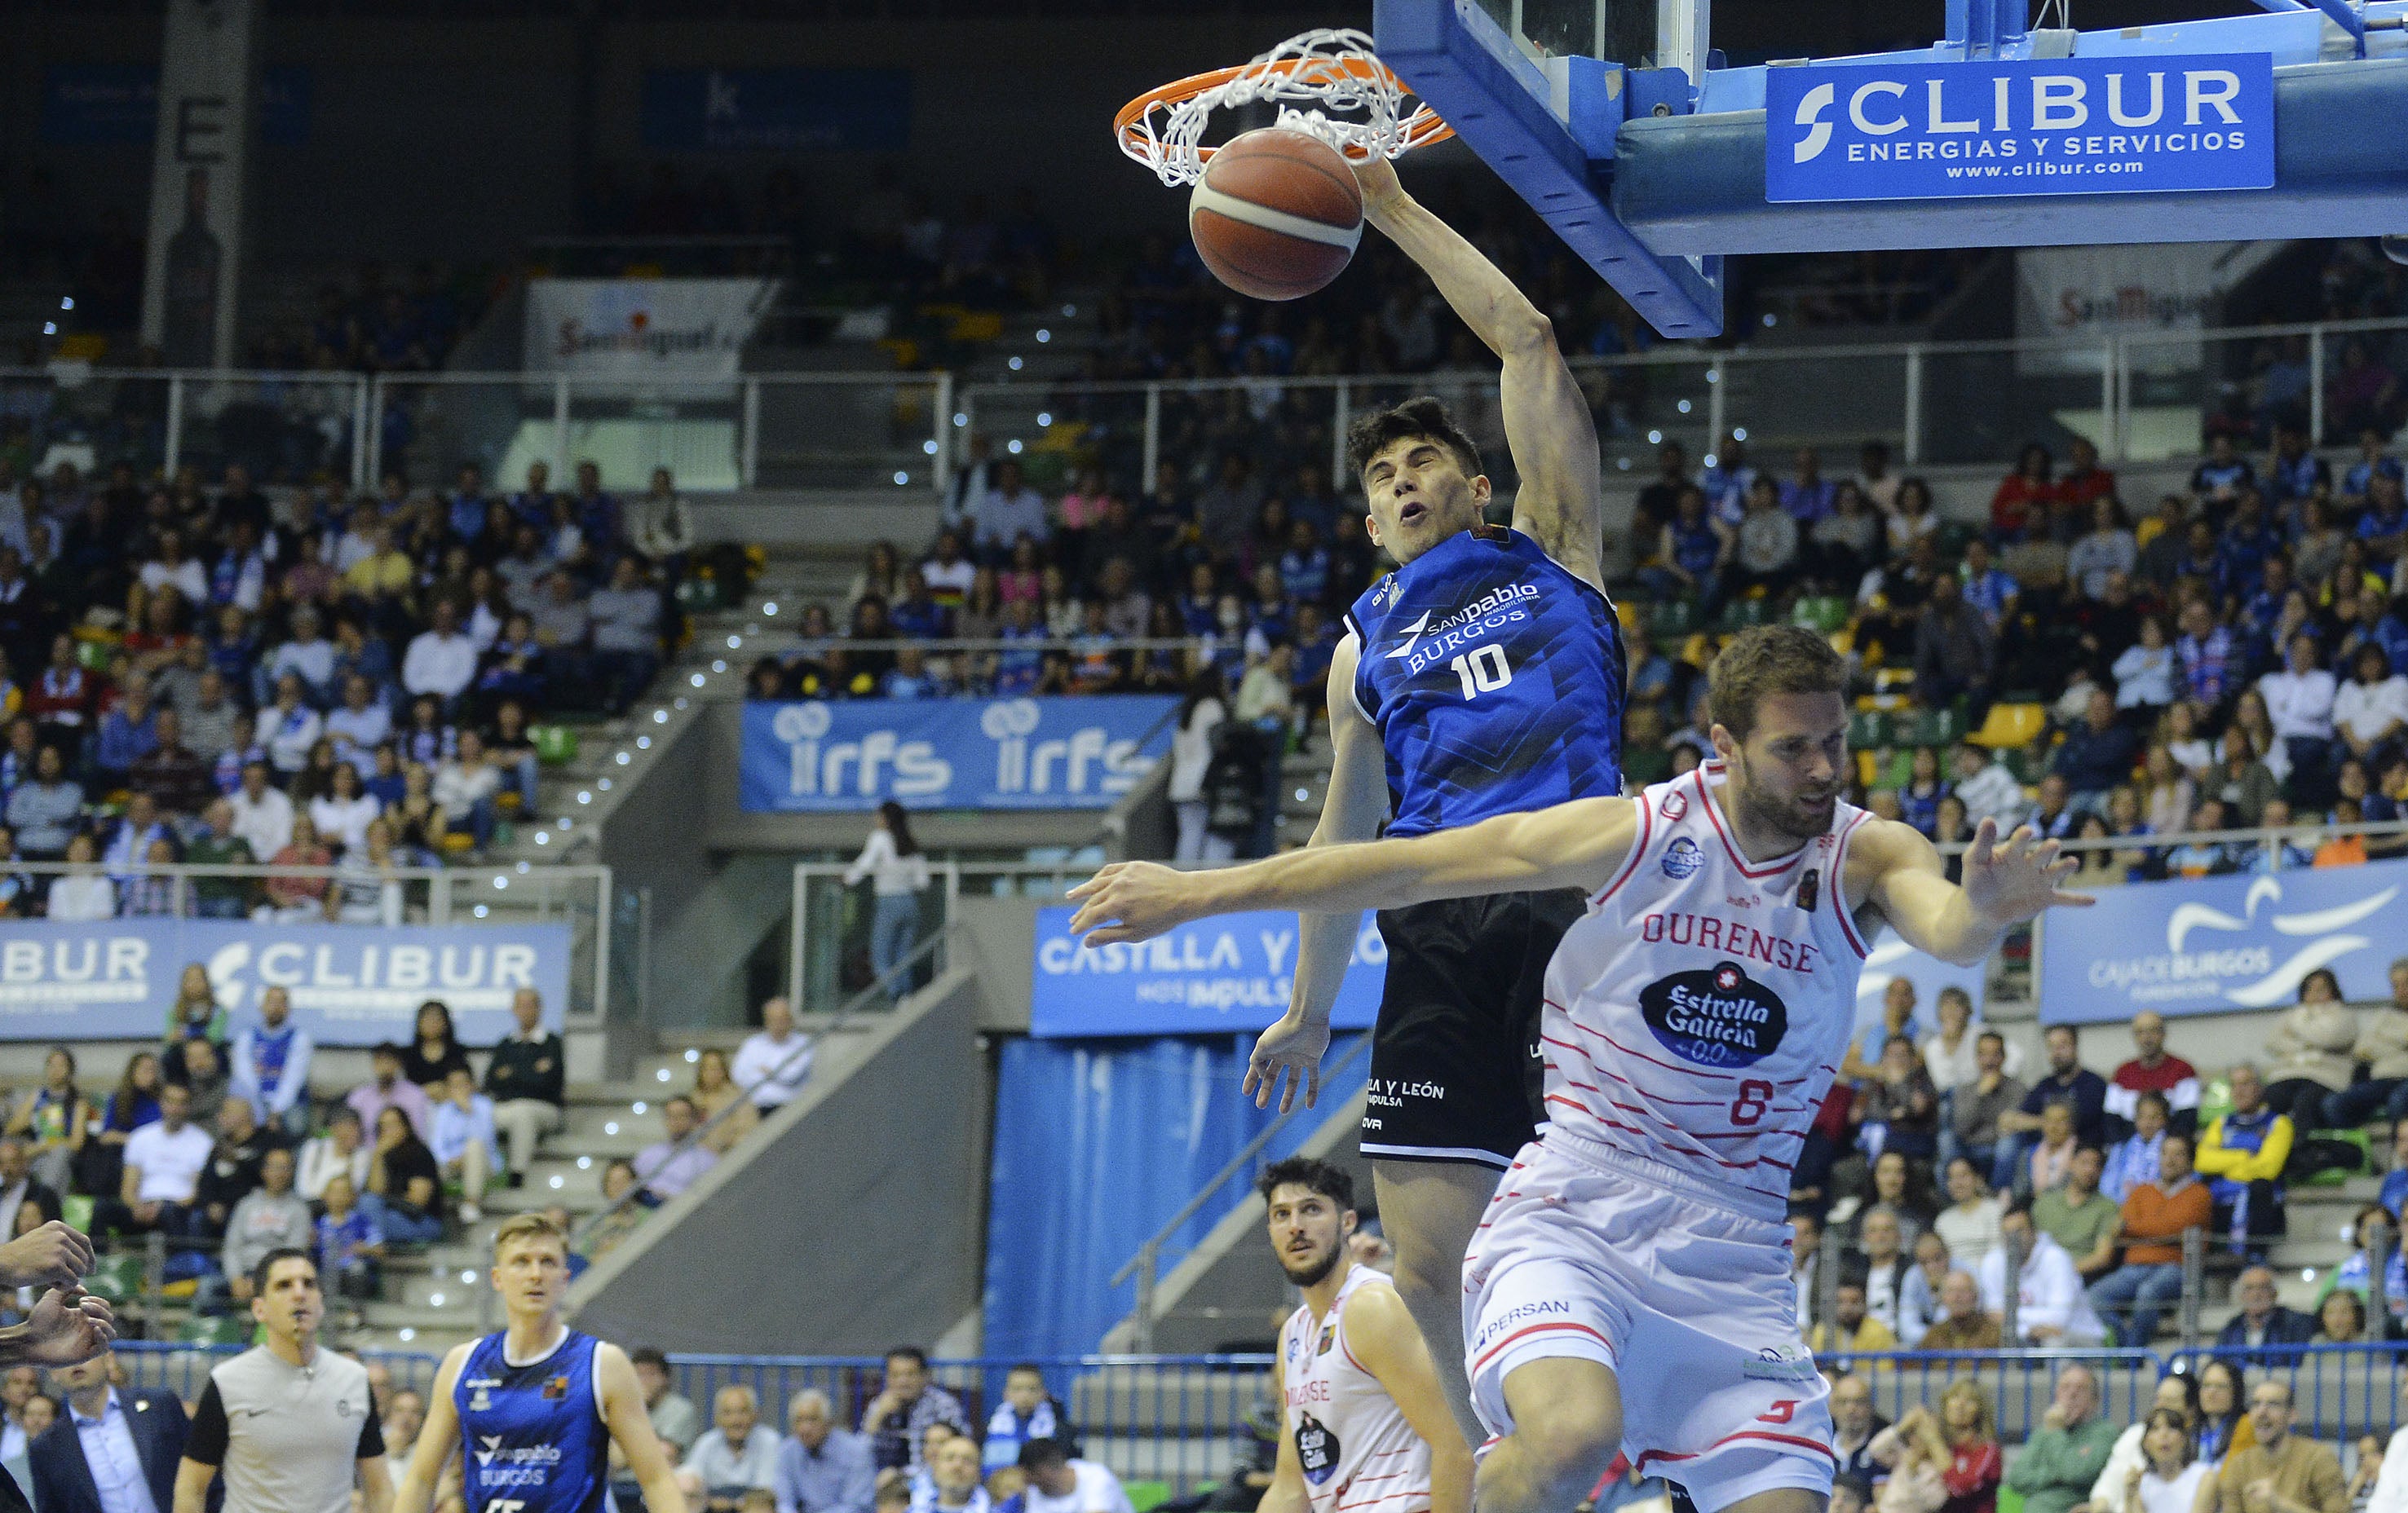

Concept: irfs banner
[[740, 697, 1177, 812], [1028, 906, 1386, 1037], [523, 279, 775, 383], [2039, 860, 2408, 1023], [1765, 53, 2274, 202], [0, 920, 569, 1044]]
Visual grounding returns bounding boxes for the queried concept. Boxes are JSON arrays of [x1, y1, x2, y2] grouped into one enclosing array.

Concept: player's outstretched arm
[[1253, 637, 1391, 1112], [1354, 156, 1604, 590], [598, 1341, 690, 1513], [1257, 1359, 1310, 1513], [393, 1343, 472, 1513], [1343, 1285, 1473, 1513], [1858, 817, 2092, 966], [1070, 797, 1637, 945]]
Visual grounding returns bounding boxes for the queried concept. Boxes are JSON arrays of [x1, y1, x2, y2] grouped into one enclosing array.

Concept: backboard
[[1375, 0, 2408, 337]]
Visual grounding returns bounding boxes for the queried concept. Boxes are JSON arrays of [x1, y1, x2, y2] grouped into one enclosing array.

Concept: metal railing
[[0, 858, 614, 1023], [960, 312, 2408, 480], [1110, 1033, 1373, 1352], [6, 310, 2400, 507], [88, 1341, 2408, 1489], [0, 366, 952, 496], [573, 921, 963, 1255]]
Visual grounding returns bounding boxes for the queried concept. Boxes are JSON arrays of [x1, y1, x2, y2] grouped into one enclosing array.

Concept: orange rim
[[1115, 53, 1454, 167]]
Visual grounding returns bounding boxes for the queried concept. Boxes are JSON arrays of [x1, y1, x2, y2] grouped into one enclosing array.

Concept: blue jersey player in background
[[396, 1214, 685, 1513], [1240, 152, 1625, 1449]]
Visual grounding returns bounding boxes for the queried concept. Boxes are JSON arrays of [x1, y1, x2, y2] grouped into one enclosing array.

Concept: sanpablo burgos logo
[[2085, 875, 2396, 1008]]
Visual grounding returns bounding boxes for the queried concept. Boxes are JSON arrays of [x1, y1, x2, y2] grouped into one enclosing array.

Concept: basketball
[[1188, 127, 1364, 301]]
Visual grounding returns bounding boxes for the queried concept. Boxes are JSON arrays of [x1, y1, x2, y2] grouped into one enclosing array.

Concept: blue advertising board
[[740, 697, 1177, 813], [41, 64, 310, 146], [0, 920, 568, 1045], [1765, 53, 2273, 202], [1029, 906, 1386, 1038], [2038, 859, 2408, 1023], [641, 69, 911, 152]]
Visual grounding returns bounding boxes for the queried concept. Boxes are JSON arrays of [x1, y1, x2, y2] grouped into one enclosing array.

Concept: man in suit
[[32, 1350, 186, 1513], [0, 1138, 64, 1242], [2212, 1265, 2320, 1365]]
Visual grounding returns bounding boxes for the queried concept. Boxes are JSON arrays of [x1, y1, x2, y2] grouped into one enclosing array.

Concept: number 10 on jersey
[[1449, 646, 1513, 700]]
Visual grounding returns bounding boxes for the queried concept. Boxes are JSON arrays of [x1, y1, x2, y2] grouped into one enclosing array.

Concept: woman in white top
[[1168, 674, 1230, 863], [1922, 985, 2025, 1093], [1932, 1154, 2005, 1268], [2114, 615, 2176, 712], [45, 832, 116, 922], [846, 801, 932, 1002], [2089, 1374, 2196, 1513], [308, 760, 382, 854], [2157, 701, 2214, 784], [2120, 1408, 2207, 1513]]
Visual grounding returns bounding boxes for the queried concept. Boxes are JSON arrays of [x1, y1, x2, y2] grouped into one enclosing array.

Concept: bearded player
[[1076, 627, 2088, 1513], [395, 1214, 686, 1513], [1259, 1158, 1469, 1513], [1253, 151, 1624, 1449]]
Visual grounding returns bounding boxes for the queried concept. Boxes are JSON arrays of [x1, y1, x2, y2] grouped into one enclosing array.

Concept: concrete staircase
[[337, 1024, 877, 1353]]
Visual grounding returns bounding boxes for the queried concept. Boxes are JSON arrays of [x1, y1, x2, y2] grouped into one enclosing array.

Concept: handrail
[[1932, 815, 2408, 858], [755, 636, 1218, 655], [571, 920, 961, 1251], [0, 859, 612, 879], [1108, 1031, 1372, 1348]]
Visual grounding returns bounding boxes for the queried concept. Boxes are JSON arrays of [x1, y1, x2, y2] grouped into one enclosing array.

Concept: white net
[[1120, 28, 1429, 187]]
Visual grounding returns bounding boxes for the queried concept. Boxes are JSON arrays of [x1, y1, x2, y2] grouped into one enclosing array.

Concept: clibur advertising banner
[[1028, 906, 1385, 1038], [1765, 53, 2275, 202], [2039, 860, 2408, 1023], [739, 697, 1177, 813], [0, 920, 568, 1045]]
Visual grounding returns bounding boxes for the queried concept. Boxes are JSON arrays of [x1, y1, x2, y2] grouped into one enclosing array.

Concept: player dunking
[[395, 1214, 687, 1513], [1074, 627, 2088, 1513], [1252, 151, 1623, 1449], [1258, 1158, 1469, 1513]]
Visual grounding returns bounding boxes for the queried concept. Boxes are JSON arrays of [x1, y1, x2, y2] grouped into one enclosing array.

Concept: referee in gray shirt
[[173, 1250, 391, 1513]]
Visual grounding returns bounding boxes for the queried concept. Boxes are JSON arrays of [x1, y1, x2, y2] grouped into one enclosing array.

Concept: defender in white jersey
[[1072, 627, 2091, 1513], [1258, 1158, 1469, 1513]]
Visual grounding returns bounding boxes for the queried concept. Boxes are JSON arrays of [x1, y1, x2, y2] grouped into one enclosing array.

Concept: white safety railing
[[960, 312, 2408, 479], [0, 368, 952, 497], [2, 311, 2397, 509]]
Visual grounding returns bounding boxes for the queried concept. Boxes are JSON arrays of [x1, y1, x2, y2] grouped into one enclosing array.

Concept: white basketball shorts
[[1460, 1131, 1836, 1513]]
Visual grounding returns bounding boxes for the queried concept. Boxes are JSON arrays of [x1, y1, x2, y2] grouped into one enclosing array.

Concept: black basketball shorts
[[1359, 887, 1588, 1169]]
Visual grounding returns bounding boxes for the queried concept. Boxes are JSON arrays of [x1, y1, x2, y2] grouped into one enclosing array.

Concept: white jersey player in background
[[1259, 1157, 1469, 1513], [1071, 626, 2088, 1513]]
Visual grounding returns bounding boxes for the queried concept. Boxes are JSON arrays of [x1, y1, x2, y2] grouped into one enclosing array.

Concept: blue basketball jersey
[[454, 1328, 610, 1513], [1345, 525, 1626, 837]]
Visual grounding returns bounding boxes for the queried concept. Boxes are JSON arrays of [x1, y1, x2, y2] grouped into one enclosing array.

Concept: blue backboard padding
[[1616, 59, 2408, 255], [1376, 0, 1725, 337]]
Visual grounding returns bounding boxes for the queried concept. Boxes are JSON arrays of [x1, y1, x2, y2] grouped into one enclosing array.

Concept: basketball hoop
[[1116, 29, 1454, 187]]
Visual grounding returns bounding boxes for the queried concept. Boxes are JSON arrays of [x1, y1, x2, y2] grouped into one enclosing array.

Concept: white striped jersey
[[1540, 761, 1873, 1217], [1278, 1264, 1433, 1513]]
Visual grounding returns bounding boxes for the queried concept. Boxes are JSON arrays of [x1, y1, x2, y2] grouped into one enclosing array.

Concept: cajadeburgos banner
[[524, 278, 775, 383], [2039, 858, 2408, 1022]]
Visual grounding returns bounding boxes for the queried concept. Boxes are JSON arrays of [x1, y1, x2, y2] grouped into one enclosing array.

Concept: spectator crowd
[[0, 451, 691, 915]]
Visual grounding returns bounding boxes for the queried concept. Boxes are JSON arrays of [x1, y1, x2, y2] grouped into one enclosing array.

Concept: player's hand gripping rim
[[1961, 817, 2093, 924]]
